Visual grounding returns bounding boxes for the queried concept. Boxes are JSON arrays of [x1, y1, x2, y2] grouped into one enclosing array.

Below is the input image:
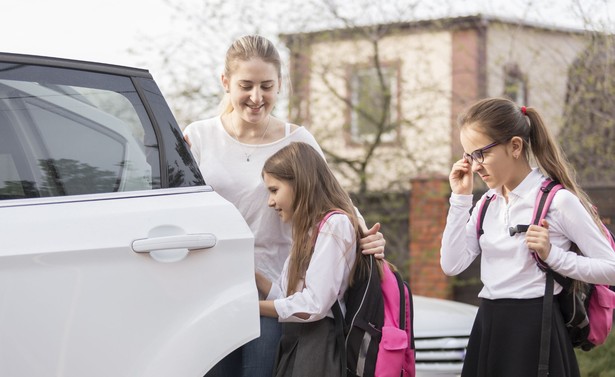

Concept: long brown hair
[[459, 97, 603, 232], [220, 35, 282, 114], [262, 142, 366, 295]]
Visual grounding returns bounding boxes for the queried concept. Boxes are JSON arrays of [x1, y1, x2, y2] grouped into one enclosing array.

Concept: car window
[[0, 65, 161, 199]]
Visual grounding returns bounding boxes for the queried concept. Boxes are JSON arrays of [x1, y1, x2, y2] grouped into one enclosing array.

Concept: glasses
[[463, 141, 499, 164]]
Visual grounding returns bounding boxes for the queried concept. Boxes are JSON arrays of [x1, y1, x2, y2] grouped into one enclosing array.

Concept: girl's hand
[[449, 158, 473, 195], [255, 272, 272, 299], [526, 219, 552, 261], [360, 222, 386, 259]]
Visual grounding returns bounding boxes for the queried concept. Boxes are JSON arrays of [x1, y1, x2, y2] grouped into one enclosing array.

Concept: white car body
[[413, 295, 478, 377], [0, 53, 260, 376]]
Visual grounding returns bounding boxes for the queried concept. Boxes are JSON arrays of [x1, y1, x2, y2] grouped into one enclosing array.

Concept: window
[[348, 65, 399, 144], [503, 64, 527, 105], [0, 66, 159, 199]]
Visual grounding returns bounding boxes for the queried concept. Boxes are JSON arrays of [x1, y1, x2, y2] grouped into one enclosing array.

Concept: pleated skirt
[[462, 296, 580, 377], [273, 317, 343, 377]]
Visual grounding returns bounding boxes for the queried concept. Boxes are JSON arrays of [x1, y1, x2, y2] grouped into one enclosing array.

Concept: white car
[[0, 53, 259, 376], [414, 295, 479, 377]]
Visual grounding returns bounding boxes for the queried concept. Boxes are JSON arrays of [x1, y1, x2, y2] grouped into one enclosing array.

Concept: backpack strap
[[318, 210, 345, 231], [315, 210, 346, 251], [529, 181, 575, 292], [393, 271, 406, 330], [538, 272, 555, 377], [324, 210, 349, 377], [529, 179, 564, 377], [476, 194, 495, 239], [332, 302, 347, 377], [530, 180, 563, 270]]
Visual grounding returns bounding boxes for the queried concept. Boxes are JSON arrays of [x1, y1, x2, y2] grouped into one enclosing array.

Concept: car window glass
[[0, 65, 162, 199]]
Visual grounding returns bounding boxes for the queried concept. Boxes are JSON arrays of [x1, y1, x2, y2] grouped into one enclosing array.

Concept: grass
[[577, 331, 615, 377]]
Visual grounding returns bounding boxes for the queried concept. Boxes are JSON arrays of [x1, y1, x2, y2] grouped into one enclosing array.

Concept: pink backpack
[[375, 262, 415, 377], [318, 211, 416, 377]]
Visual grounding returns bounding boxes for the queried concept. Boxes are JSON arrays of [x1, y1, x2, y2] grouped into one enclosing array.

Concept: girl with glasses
[[440, 97, 615, 377]]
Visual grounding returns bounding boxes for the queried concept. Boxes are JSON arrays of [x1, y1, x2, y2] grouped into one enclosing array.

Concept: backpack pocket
[[375, 326, 408, 377], [587, 284, 615, 346], [380, 326, 408, 350]]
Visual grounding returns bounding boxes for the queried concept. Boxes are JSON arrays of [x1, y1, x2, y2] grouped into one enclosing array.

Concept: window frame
[[503, 63, 528, 105], [345, 61, 402, 146]]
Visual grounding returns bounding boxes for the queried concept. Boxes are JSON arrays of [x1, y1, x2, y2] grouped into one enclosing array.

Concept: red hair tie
[[521, 106, 527, 115]]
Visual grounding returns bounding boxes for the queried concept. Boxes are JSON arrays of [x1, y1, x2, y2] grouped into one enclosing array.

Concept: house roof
[[280, 14, 587, 44]]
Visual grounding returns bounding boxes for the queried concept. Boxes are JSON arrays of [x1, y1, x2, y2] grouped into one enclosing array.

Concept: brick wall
[[408, 176, 451, 299]]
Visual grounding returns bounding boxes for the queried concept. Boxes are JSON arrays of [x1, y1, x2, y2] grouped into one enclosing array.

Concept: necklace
[[229, 115, 272, 162]]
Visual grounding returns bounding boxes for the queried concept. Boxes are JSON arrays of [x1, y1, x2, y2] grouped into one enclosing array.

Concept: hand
[[184, 134, 192, 148], [526, 219, 552, 261], [255, 271, 272, 299], [449, 158, 473, 195], [360, 222, 386, 259]]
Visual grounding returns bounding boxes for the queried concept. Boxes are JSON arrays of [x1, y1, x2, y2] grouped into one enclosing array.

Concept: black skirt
[[462, 296, 580, 377], [273, 317, 343, 377]]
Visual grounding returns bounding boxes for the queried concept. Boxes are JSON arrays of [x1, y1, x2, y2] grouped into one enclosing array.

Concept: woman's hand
[[360, 222, 386, 259], [526, 219, 552, 261], [449, 157, 473, 195]]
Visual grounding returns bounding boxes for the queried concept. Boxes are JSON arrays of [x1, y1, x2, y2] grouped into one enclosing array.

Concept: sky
[[3, 0, 614, 98], [3, 0, 175, 67], [4, 0, 614, 65]]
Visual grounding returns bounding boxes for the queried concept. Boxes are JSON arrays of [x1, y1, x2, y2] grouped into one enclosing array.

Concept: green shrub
[[577, 331, 615, 377]]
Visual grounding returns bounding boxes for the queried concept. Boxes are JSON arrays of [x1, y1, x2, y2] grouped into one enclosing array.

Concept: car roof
[[0, 52, 152, 78]]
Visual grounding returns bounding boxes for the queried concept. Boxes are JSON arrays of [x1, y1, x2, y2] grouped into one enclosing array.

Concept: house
[[281, 15, 593, 301], [281, 15, 588, 192]]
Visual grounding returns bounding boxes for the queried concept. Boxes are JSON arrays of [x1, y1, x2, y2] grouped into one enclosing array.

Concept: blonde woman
[[183, 35, 385, 377]]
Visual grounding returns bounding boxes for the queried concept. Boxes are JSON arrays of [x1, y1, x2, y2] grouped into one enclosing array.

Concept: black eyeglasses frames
[[463, 141, 499, 164]]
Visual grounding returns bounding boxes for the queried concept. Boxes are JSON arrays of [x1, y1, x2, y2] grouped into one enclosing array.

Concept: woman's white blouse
[[267, 213, 357, 322], [441, 168, 615, 300]]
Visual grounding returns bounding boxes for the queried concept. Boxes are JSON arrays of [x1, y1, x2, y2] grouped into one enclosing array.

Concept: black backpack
[[332, 254, 414, 377], [317, 211, 414, 377]]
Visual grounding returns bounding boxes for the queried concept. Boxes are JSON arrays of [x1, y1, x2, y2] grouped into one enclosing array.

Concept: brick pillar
[[409, 176, 451, 299]]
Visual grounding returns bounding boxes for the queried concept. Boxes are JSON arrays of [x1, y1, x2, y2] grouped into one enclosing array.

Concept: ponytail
[[525, 107, 604, 232]]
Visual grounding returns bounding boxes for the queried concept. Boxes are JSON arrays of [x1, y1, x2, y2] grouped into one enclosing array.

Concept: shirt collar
[[494, 168, 545, 201]]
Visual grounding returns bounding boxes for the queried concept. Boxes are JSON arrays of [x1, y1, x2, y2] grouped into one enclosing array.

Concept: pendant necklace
[[229, 115, 272, 162]]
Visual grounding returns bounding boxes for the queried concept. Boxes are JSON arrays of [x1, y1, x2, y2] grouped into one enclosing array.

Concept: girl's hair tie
[[521, 106, 527, 115]]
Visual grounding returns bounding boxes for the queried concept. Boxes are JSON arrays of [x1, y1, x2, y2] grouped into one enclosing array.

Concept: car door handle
[[131, 234, 217, 253]]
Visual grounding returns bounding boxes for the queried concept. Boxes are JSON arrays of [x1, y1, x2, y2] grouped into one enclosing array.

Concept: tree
[[559, 34, 615, 186], [133, 0, 615, 288], [281, 18, 440, 194]]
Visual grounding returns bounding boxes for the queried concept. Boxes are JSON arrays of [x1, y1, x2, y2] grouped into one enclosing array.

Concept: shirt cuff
[[273, 299, 310, 322], [544, 243, 563, 267], [450, 193, 473, 207]]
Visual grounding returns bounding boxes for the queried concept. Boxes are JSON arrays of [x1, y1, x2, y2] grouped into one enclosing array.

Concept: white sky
[[3, 0, 614, 86], [3, 0, 175, 67]]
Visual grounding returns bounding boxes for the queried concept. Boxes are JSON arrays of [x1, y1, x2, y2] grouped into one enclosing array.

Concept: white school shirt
[[267, 213, 357, 322], [441, 168, 615, 300], [183, 116, 323, 282]]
